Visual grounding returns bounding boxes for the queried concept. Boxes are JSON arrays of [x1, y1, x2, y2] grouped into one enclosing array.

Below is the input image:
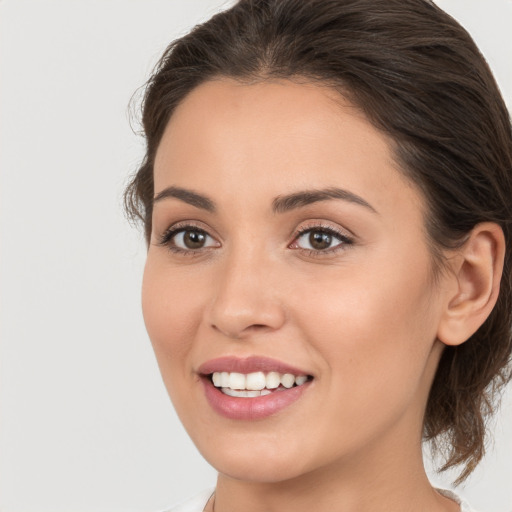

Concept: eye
[[290, 226, 353, 253], [158, 225, 220, 253]]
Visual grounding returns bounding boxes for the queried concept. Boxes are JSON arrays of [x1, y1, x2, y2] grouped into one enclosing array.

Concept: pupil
[[310, 231, 331, 250], [184, 230, 206, 249]]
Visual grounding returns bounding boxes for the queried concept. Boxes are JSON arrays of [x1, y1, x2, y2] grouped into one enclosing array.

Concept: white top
[[164, 488, 214, 512], [437, 488, 477, 512], [163, 487, 477, 512]]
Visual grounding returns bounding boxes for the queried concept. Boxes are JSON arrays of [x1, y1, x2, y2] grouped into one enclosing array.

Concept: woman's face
[[143, 79, 449, 482]]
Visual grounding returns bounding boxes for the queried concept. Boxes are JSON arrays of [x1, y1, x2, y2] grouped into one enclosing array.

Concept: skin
[[142, 79, 503, 512]]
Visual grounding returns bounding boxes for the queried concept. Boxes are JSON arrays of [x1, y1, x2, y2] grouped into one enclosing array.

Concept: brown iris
[[183, 230, 207, 249], [309, 231, 332, 250]]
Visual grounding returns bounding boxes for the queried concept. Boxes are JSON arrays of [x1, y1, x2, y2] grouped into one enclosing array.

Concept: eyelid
[[288, 221, 355, 254], [155, 219, 355, 257], [290, 220, 355, 241], [156, 220, 221, 254], [157, 220, 217, 240]]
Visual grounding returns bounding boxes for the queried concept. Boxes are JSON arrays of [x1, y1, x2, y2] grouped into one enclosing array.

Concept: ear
[[437, 222, 505, 347]]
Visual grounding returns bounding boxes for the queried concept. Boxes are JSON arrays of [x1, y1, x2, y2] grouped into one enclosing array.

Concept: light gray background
[[0, 1, 511, 511]]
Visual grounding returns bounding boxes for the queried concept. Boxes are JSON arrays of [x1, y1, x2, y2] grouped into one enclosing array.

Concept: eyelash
[[290, 224, 354, 257], [157, 222, 354, 257], [157, 222, 215, 256]]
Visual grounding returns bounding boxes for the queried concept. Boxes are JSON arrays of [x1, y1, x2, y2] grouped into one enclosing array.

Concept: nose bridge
[[207, 241, 285, 338]]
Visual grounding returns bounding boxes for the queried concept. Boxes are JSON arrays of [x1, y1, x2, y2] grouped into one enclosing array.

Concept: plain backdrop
[[0, 1, 511, 511]]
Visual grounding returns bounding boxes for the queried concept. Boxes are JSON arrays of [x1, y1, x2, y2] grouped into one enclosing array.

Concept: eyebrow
[[153, 186, 216, 212], [272, 187, 377, 214], [153, 185, 377, 214]]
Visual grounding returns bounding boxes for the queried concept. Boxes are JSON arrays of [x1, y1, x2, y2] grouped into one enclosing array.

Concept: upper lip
[[198, 356, 312, 376]]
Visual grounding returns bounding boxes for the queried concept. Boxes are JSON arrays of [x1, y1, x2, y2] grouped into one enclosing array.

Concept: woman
[[125, 0, 512, 510]]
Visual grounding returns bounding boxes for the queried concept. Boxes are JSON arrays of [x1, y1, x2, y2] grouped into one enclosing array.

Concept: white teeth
[[266, 372, 281, 389], [295, 375, 308, 386], [212, 372, 222, 387], [228, 372, 246, 390], [221, 388, 241, 397], [221, 388, 269, 398], [245, 390, 262, 397], [211, 370, 310, 394], [246, 371, 266, 390], [281, 373, 295, 388]]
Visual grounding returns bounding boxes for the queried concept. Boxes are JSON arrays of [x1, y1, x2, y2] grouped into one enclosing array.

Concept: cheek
[[141, 258, 204, 372], [284, 264, 439, 461], [298, 256, 435, 343], [295, 249, 439, 404]]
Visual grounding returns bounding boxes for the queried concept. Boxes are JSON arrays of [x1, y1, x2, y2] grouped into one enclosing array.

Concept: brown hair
[[125, 0, 512, 482]]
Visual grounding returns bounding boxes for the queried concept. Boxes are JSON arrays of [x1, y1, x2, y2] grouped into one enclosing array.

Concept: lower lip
[[202, 377, 311, 420]]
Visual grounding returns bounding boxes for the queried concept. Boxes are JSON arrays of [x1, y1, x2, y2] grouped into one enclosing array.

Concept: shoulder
[[160, 488, 215, 512]]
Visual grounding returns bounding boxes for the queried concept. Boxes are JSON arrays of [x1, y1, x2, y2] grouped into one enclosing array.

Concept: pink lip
[[201, 377, 311, 420], [198, 356, 313, 420], [198, 356, 311, 376]]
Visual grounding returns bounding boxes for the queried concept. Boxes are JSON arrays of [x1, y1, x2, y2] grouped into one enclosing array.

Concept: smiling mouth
[[209, 371, 313, 398]]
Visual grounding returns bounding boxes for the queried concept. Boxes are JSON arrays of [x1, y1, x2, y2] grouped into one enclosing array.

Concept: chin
[[194, 434, 320, 484], [211, 456, 310, 484]]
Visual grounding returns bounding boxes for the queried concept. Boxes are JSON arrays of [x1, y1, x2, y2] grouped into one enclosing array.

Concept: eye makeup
[[289, 223, 354, 257], [156, 219, 355, 259]]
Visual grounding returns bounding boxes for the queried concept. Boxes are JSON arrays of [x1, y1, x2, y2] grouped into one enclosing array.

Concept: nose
[[205, 250, 286, 340]]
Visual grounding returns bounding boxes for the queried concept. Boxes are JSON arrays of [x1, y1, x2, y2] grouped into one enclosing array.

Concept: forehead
[[154, 78, 423, 218], [157, 79, 381, 165]]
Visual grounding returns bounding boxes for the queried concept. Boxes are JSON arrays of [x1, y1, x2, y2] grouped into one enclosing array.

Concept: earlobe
[[437, 222, 505, 347]]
